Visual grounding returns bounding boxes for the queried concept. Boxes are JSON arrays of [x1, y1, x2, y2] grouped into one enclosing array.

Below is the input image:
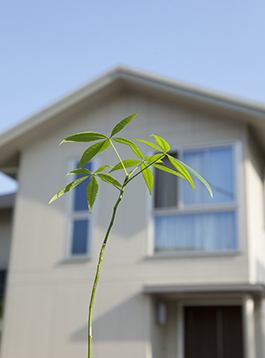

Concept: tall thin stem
[[127, 153, 165, 183], [110, 140, 128, 176], [88, 177, 128, 358]]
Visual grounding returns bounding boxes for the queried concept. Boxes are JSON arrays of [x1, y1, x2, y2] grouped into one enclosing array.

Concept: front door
[[184, 306, 244, 358]]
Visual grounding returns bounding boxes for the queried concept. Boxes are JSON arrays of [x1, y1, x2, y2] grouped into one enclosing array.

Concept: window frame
[[65, 158, 95, 260], [147, 140, 243, 257]]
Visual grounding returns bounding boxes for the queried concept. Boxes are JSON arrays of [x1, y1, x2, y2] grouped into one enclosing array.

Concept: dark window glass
[[0, 270, 6, 317], [0, 270, 6, 297], [71, 219, 89, 255], [154, 152, 178, 208], [74, 161, 92, 212]]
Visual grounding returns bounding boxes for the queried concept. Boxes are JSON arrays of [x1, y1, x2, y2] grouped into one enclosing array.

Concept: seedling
[[50, 113, 212, 358]]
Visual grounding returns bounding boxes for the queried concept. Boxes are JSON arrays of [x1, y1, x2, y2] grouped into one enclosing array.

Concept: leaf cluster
[[50, 113, 212, 212]]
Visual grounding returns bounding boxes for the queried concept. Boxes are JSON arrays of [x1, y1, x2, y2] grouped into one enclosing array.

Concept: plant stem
[[88, 178, 127, 358], [127, 153, 165, 183], [110, 139, 128, 176]]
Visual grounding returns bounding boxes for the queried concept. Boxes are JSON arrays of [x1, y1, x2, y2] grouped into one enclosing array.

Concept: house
[[0, 66, 265, 358], [0, 194, 14, 347]]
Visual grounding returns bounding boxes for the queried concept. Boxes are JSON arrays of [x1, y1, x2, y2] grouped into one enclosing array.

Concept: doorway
[[184, 305, 244, 358]]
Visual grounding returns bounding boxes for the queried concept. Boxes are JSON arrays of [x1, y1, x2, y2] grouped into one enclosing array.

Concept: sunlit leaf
[[109, 159, 141, 173], [112, 137, 143, 159], [86, 176, 99, 213], [97, 174, 122, 188], [152, 164, 184, 178], [60, 132, 107, 145], [49, 176, 89, 204], [140, 163, 154, 195], [135, 139, 162, 152], [168, 155, 194, 191], [175, 158, 213, 197], [150, 135, 170, 152], [98, 139, 111, 152], [79, 141, 106, 168], [110, 112, 139, 137], [145, 153, 165, 164], [145, 156, 163, 164], [95, 165, 113, 173], [66, 168, 92, 176]]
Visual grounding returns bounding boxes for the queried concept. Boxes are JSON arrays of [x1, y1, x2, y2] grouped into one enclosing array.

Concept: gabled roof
[[1, 66, 265, 170]]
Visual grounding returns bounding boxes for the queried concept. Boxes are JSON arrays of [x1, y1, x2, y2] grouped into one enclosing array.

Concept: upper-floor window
[[67, 161, 92, 258], [153, 145, 237, 253], [0, 270, 6, 319]]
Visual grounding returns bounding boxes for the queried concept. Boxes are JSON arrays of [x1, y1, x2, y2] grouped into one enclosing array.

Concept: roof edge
[[1, 66, 265, 149], [113, 66, 265, 118], [0, 66, 120, 147]]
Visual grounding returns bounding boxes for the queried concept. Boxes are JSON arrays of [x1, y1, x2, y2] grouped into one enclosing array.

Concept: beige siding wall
[[150, 300, 179, 358], [245, 131, 265, 284], [1, 93, 250, 357]]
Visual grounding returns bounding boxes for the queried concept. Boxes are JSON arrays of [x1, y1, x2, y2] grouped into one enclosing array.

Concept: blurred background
[[1, 0, 265, 194]]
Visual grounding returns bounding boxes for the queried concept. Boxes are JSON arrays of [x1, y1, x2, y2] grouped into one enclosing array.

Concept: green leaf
[[140, 163, 154, 195], [152, 164, 184, 178], [168, 155, 194, 191], [98, 139, 111, 152], [145, 153, 165, 164], [66, 168, 92, 176], [150, 135, 170, 152], [97, 174, 122, 188], [60, 132, 107, 145], [95, 165, 113, 173], [110, 112, 139, 137], [135, 139, 162, 152], [109, 159, 141, 173], [112, 137, 143, 159], [86, 176, 99, 213], [49, 176, 89, 204], [175, 159, 213, 197], [79, 140, 106, 168]]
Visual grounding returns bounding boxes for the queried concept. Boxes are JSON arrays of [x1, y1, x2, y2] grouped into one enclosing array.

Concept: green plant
[[49, 112, 212, 358]]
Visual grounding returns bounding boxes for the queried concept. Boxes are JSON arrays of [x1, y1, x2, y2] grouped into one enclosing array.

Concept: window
[[153, 145, 237, 253], [0, 270, 6, 319], [67, 161, 92, 258]]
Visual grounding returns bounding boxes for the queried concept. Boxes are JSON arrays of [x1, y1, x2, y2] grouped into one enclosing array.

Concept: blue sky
[[1, 0, 265, 194]]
